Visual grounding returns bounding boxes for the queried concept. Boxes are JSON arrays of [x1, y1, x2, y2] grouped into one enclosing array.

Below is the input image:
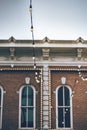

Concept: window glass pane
[[57, 86, 71, 128], [58, 108, 63, 128], [58, 87, 63, 106], [0, 108, 1, 126], [65, 108, 70, 127], [21, 85, 35, 128], [22, 87, 27, 106], [28, 108, 33, 127], [0, 89, 1, 106], [21, 108, 27, 127], [28, 87, 33, 106], [64, 87, 70, 106]]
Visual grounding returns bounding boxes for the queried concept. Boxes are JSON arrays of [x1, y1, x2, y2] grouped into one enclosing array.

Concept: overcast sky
[[0, 0, 87, 40]]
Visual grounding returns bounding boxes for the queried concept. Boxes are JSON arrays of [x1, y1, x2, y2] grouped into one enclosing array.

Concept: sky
[[0, 0, 87, 40]]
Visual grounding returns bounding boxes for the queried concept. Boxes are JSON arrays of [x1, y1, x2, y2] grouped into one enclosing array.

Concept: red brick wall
[[1, 68, 87, 130], [0, 70, 41, 130], [51, 70, 87, 130]]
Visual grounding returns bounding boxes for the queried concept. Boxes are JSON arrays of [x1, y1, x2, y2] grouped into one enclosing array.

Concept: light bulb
[[33, 44, 35, 48], [32, 56, 35, 60], [36, 79, 40, 83], [35, 72, 38, 75], [29, 5, 32, 12], [34, 64, 36, 69], [31, 26, 33, 32]]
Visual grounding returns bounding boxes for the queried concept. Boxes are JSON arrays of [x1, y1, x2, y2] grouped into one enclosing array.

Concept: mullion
[[26, 86, 28, 127], [63, 86, 65, 127]]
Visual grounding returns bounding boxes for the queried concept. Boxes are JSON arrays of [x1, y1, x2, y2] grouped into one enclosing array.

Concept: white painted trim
[[56, 85, 73, 129], [0, 61, 87, 67], [19, 84, 36, 129], [0, 86, 4, 129], [0, 42, 87, 48]]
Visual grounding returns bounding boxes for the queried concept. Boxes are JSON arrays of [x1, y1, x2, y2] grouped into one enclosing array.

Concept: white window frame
[[19, 85, 36, 129], [56, 85, 73, 129], [0, 86, 4, 129]]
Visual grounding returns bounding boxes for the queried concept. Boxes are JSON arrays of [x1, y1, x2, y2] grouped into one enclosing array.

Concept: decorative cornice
[[42, 48, 50, 60], [77, 48, 83, 60], [49, 66, 87, 71], [0, 37, 87, 48], [8, 36, 16, 43], [0, 66, 42, 71]]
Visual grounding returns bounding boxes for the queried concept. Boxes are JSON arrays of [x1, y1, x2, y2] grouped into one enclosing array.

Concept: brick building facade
[[0, 36, 87, 130]]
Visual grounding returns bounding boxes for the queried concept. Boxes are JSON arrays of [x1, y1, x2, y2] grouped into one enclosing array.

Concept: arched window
[[0, 86, 4, 129], [56, 85, 72, 128], [19, 85, 36, 129]]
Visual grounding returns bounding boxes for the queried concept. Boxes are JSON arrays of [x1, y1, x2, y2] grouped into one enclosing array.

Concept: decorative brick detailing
[[42, 65, 50, 129]]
